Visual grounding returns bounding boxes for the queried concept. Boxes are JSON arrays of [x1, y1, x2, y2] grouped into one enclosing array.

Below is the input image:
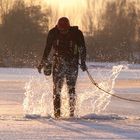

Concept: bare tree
[[0, 0, 49, 67], [87, 0, 138, 62], [0, 0, 13, 22]]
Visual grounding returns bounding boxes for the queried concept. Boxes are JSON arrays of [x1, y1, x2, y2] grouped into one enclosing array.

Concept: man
[[38, 17, 87, 118]]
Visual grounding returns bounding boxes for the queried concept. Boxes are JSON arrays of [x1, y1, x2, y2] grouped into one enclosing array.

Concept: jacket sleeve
[[77, 30, 86, 64], [41, 30, 54, 64]]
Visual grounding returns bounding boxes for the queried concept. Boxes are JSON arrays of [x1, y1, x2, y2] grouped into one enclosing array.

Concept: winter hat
[[57, 17, 70, 30]]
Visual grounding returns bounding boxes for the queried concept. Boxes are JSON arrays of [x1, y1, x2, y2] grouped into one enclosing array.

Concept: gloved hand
[[80, 63, 87, 71], [37, 63, 44, 73]]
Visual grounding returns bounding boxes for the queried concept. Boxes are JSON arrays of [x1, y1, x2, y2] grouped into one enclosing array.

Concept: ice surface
[[0, 62, 140, 140]]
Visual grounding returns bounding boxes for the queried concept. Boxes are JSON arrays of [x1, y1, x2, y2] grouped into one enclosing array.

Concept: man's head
[[57, 17, 70, 34]]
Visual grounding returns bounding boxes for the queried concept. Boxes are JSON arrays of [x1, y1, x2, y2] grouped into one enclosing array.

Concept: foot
[[70, 111, 74, 118], [54, 112, 61, 119]]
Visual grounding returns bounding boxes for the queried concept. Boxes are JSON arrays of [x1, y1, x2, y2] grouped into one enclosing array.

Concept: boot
[[53, 94, 61, 119], [69, 93, 76, 118]]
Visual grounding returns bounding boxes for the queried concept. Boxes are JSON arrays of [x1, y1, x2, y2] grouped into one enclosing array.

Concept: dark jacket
[[42, 26, 86, 65]]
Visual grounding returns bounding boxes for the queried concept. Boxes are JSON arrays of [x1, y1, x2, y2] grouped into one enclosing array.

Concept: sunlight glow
[[31, 0, 140, 33], [41, 0, 140, 33], [46, 0, 87, 30], [42, 0, 110, 32]]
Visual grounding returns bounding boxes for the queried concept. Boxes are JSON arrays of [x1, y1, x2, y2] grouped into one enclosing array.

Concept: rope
[[85, 69, 140, 103]]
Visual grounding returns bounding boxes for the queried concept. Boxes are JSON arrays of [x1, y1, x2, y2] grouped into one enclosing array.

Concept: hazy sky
[[43, 0, 110, 31], [44, 0, 140, 31], [2, 0, 140, 31]]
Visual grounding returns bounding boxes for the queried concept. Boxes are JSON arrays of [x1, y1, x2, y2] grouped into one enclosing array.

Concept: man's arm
[[37, 30, 54, 73], [78, 30, 87, 71]]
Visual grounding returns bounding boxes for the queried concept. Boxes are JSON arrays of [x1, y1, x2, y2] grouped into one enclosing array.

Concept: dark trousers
[[52, 60, 78, 117]]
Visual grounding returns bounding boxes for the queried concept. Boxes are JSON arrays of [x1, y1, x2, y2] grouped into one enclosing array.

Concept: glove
[[37, 63, 44, 73], [80, 63, 87, 71], [43, 62, 52, 76]]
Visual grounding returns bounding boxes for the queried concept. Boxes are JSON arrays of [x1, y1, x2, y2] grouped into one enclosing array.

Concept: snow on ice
[[0, 62, 140, 140]]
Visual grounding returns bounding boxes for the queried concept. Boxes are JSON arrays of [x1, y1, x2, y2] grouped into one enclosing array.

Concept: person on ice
[[37, 17, 87, 118]]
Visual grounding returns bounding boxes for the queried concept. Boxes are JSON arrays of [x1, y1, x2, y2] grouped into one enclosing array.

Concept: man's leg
[[53, 69, 64, 118], [66, 69, 78, 117], [69, 86, 76, 117]]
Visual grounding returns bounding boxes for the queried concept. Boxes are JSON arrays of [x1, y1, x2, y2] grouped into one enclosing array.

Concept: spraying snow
[[23, 65, 123, 118], [0, 63, 140, 139]]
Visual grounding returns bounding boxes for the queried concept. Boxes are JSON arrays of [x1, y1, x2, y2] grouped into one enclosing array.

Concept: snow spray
[[75, 65, 123, 117], [23, 65, 123, 118]]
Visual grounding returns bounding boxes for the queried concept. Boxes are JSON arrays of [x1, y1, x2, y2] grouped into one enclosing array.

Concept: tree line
[[0, 0, 49, 67], [86, 0, 140, 63], [0, 0, 140, 67]]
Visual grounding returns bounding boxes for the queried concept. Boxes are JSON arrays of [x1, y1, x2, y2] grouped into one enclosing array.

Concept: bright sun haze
[[42, 0, 108, 32], [27, 0, 140, 33], [45, 0, 88, 30]]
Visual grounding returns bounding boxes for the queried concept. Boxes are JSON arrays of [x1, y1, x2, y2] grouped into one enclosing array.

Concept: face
[[59, 29, 69, 34]]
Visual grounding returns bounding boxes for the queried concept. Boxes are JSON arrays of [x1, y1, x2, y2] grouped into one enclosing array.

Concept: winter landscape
[[0, 0, 140, 139], [0, 62, 140, 140]]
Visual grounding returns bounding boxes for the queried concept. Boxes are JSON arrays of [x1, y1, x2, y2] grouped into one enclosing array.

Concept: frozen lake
[[0, 63, 140, 140]]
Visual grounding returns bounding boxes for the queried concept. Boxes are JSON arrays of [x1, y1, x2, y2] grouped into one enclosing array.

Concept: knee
[[53, 93, 60, 100], [69, 87, 76, 95]]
